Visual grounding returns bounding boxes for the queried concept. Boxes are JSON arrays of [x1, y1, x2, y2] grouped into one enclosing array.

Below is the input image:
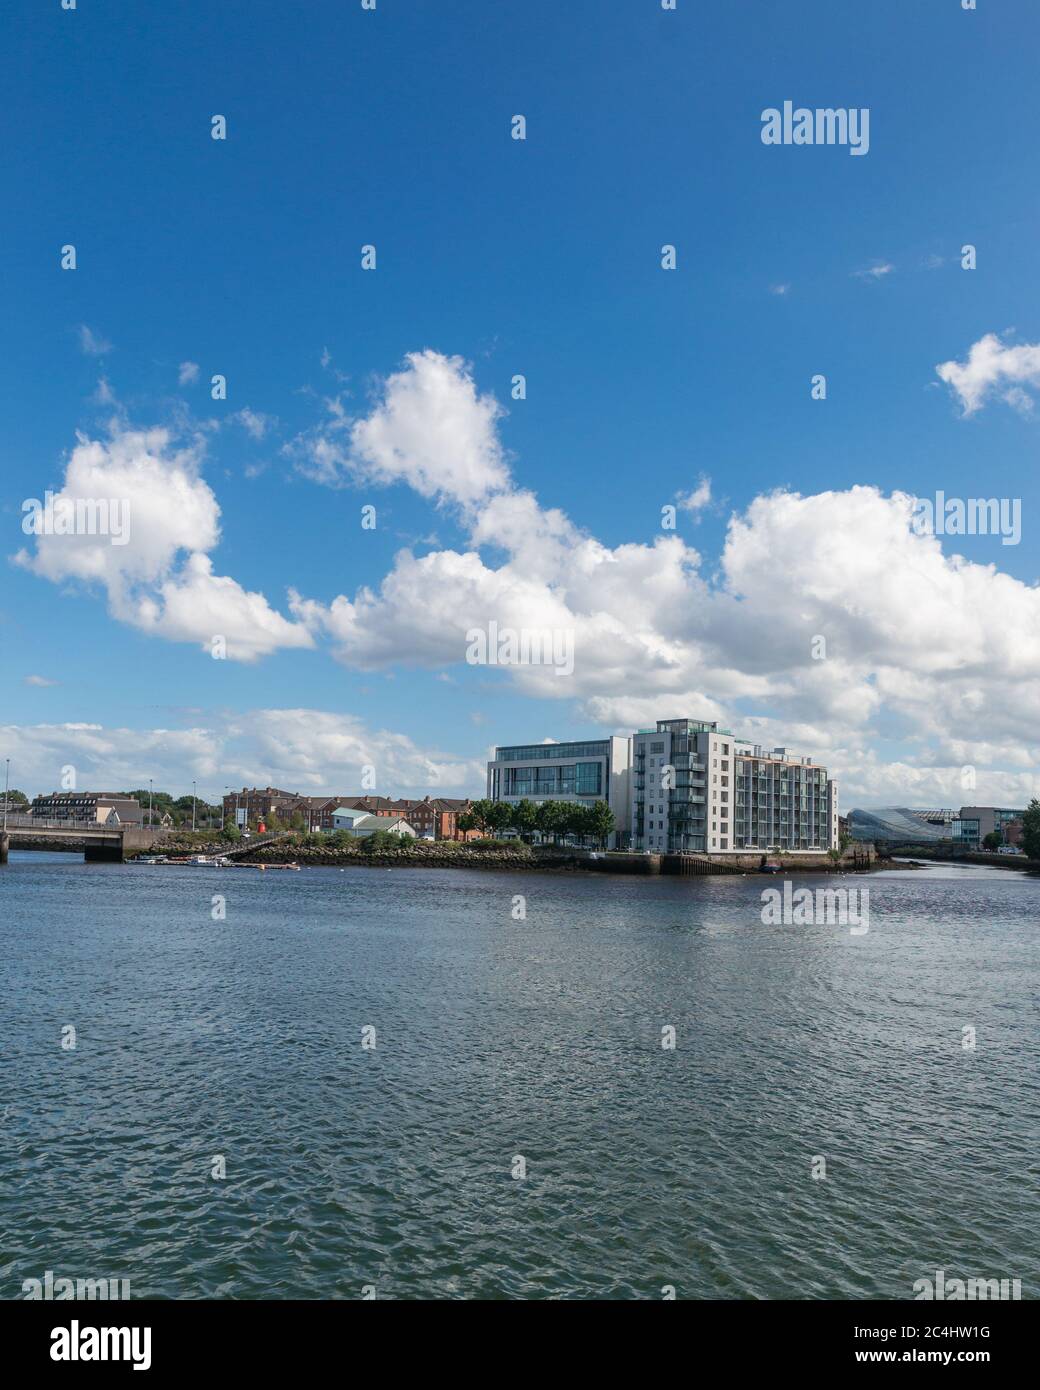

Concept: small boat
[[760, 861, 783, 874]]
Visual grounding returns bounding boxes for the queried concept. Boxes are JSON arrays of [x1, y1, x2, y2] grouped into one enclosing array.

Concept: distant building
[[333, 796, 397, 820], [225, 787, 471, 833], [290, 796, 339, 831], [633, 719, 838, 855], [486, 736, 631, 848], [389, 797, 478, 841], [905, 808, 955, 835], [848, 808, 950, 843], [30, 792, 143, 826], [331, 808, 416, 838], [956, 806, 1026, 849], [222, 787, 303, 828], [330, 807, 374, 831]]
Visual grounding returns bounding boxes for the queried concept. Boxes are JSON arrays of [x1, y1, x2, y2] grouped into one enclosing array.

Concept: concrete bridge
[[0, 816, 160, 863], [0, 820, 297, 864]]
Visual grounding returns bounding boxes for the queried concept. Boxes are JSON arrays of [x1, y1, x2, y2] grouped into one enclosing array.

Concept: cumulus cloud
[[292, 449, 1040, 801], [676, 476, 712, 515], [18, 346, 1040, 803], [288, 350, 512, 504], [135, 553, 313, 662], [178, 361, 200, 385], [1, 711, 484, 800], [936, 332, 1040, 416], [14, 424, 311, 661]]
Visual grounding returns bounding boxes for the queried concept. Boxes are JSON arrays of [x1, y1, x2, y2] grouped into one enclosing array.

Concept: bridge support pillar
[[84, 841, 124, 863], [0, 832, 8, 865]]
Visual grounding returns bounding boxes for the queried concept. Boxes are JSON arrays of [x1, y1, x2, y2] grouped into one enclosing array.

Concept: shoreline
[[142, 838, 886, 875]]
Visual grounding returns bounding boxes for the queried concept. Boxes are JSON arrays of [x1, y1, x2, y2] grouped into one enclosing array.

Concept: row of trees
[[123, 791, 223, 828], [457, 798, 616, 848]]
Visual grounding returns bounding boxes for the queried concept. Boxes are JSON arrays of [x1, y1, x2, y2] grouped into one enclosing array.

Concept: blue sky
[[2, 0, 1039, 807]]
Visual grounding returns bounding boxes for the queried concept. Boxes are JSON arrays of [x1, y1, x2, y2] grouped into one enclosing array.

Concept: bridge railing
[[2, 814, 149, 831]]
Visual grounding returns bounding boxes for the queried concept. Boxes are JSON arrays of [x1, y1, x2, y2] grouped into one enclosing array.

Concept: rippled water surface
[[1, 853, 1037, 1299]]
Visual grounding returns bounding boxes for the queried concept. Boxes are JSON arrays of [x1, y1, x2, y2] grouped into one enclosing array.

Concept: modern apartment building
[[631, 718, 838, 855], [486, 736, 631, 846]]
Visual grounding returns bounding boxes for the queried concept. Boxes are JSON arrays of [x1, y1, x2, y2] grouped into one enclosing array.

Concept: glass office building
[[487, 736, 631, 846]]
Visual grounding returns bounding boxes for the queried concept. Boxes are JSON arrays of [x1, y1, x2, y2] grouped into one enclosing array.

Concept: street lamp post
[[2, 757, 9, 834], [148, 777, 153, 829], [192, 780, 197, 832]]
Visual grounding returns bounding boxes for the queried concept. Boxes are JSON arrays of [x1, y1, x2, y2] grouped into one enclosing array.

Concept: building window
[[575, 762, 602, 796]]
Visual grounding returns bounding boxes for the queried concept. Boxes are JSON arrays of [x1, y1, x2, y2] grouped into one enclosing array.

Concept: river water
[[1, 853, 1036, 1299]]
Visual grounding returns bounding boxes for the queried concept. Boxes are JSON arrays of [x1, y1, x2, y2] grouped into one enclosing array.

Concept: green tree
[[535, 800, 569, 844], [468, 799, 496, 835], [363, 829, 402, 853], [583, 801, 615, 849], [125, 788, 179, 826], [559, 802, 589, 843], [509, 798, 538, 843], [3, 789, 30, 806], [982, 831, 1002, 851], [1020, 800, 1040, 861], [487, 801, 513, 835], [221, 818, 241, 843], [456, 811, 477, 836]]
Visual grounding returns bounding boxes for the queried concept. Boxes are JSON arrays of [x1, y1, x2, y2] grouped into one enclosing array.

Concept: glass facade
[[497, 742, 611, 762], [502, 761, 602, 798]]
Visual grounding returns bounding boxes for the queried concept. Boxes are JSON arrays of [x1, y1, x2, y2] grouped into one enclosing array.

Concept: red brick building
[[389, 797, 479, 841], [224, 787, 475, 837]]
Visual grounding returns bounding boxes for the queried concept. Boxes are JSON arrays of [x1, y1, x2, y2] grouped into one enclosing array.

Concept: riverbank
[[136, 836, 879, 874], [884, 847, 1040, 873], [245, 840, 590, 870]]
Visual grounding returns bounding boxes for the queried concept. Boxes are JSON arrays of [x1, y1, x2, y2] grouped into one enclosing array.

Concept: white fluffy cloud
[[297, 481, 1040, 737], [676, 476, 712, 515], [14, 424, 311, 661], [288, 350, 511, 504], [18, 348, 1040, 805], [1, 711, 484, 800], [289, 349, 1040, 802], [936, 332, 1040, 415]]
